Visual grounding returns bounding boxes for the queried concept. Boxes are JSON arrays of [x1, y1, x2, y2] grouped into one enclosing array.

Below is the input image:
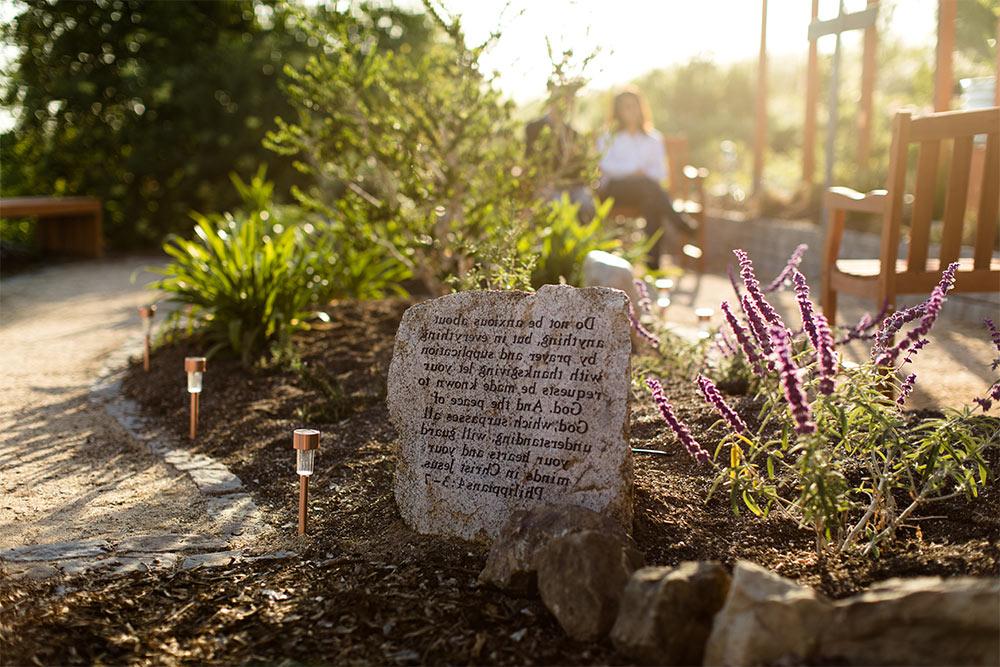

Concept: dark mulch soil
[[2, 299, 998, 665]]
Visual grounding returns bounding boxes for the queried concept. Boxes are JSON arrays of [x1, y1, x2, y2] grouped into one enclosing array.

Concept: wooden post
[[189, 392, 199, 440], [857, 0, 878, 170], [753, 0, 768, 196], [802, 0, 820, 187], [824, 0, 845, 203], [935, 0, 956, 112], [298, 476, 309, 535]]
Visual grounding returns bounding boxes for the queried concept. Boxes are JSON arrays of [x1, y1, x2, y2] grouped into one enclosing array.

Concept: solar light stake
[[138, 304, 156, 372], [185, 357, 206, 440], [293, 428, 320, 536], [695, 307, 715, 339]]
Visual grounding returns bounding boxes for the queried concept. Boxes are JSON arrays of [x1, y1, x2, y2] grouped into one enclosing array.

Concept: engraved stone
[[388, 284, 633, 541]]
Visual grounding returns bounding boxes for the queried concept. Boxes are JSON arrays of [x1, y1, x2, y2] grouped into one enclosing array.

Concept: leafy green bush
[[520, 195, 640, 288], [153, 168, 406, 364], [266, 2, 584, 295]]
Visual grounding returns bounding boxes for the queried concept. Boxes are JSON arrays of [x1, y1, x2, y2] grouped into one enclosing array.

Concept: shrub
[[153, 168, 406, 365], [265, 2, 591, 295], [642, 247, 999, 555]]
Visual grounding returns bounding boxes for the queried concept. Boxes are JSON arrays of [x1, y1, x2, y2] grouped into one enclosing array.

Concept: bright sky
[[441, 0, 939, 103], [0, 0, 940, 132]]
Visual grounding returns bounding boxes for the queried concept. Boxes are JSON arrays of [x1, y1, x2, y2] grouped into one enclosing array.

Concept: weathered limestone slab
[[115, 533, 227, 554], [1, 539, 111, 562], [388, 284, 633, 542]]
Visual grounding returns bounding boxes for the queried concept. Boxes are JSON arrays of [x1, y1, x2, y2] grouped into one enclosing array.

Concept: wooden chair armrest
[[824, 186, 888, 214]]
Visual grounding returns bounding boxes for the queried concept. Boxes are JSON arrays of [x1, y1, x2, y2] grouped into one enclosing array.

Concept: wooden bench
[[610, 134, 708, 271], [822, 107, 999, 325], [0, 196, 103, 258]]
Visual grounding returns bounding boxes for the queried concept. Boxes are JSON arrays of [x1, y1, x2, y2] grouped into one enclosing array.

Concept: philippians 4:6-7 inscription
[[387, 284, 633, 541]]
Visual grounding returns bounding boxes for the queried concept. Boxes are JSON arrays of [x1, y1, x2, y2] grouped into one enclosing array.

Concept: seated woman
[[597, 88, 697, 267]]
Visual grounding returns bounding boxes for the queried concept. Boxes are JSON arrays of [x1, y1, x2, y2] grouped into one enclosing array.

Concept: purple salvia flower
[[763, 243, 808, 293], [792, 269, 820, 351], [839, 299, 893, 344], [815, 312, 838, 395], [771, 324, 816, 434], [721, 300, 762, 374], [628, 301, 660, 348], [897, 373, 917, 407], [871, 304, 926, 358], [646, 377, 711, 464], [715, 329, 736, 357], [974, 382, 1000, 412], [875, 262, 959, 368], [633, 279, 652, 313], [697, 374, 748, 435], [984, 318, 1000, 370], [985, 318, 1000, 350], [727, 264, 743, 300], [734, 249, 782, 325], [741, 293, 773, 356]]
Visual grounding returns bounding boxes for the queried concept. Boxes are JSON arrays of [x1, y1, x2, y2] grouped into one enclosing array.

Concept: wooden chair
[[822, 108, 1000, 325], [610, 134, 708, 271], [0, 196, 104, 258]]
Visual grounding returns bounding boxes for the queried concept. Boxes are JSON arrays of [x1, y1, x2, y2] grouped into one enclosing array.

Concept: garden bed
[[2, 298, 997, 665]]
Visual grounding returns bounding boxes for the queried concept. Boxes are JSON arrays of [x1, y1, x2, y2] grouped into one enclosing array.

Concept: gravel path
[[0, 258, 215, 551]]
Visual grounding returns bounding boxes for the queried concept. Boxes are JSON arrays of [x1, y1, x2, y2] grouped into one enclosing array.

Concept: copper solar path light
[[138, 304, 156, 372], [293, 428, 320, 536], [185, 357, 206, 440]]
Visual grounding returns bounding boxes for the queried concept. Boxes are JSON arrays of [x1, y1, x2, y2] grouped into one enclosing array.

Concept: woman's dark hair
[[611, 87, 653, 134]]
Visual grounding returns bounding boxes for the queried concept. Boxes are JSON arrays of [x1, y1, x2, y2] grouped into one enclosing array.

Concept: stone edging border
[[0, 334, 290, 580]]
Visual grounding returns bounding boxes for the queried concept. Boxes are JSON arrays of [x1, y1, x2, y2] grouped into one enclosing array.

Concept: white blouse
[[597, 129, 668, 184]]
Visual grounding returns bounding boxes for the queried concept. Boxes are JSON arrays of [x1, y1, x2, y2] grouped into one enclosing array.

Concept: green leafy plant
[[153, 168, 405, 365]]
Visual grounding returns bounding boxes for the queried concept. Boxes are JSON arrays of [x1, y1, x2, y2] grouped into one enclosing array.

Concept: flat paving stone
[[181, 550, 243, 570], [188, 467, 243, 494], [1, 539, 111, 562], [115, 533, 228, 554]]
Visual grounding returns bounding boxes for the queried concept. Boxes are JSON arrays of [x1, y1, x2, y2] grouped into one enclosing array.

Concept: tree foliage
[[266, 1, 569, 295]]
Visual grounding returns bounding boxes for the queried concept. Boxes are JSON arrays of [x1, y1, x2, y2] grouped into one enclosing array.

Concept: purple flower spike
[[984, 318, 1000, 371], [871, 304, 926, 359], [646, 377, 711, 464], [628, 302, 660, 348], [721, 300, 762, 374], [763, 244, 808, 293], [734, 249, 782, 325], [815, 312, 838, 395], [771, 324, 816, 435], [633, 279, 652, 314], [897, 373, 917, 407], [741, 294, 773, 356], [792, 269, 820, 352], [875, 263, 959, 368], [974, 382, 1000, 412], [697, 374, 748, 434]]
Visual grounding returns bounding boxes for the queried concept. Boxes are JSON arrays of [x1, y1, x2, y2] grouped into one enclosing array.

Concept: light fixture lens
[[187, 371, 203, 393], [297, 449, 315, 476]]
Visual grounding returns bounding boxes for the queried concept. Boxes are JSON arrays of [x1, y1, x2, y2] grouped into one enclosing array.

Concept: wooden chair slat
[[939, 134, 974, 266], [908, 107, 1000, 142], [907, 140, 940, 272], [821, 107, 1000, 326], [974, 132, 1000, 270]]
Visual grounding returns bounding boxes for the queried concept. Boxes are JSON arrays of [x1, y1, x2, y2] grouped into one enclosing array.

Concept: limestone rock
[[536, 529, 644, 642], [388, 284, 633, 542], [610, 561, 730, 665], [478, 504, 632, 594], [824, 576, 1000, 666], [703, 560, 832, 667], [582, 251, 640, 307]]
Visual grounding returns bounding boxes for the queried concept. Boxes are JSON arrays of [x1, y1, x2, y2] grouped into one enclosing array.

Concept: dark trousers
[[599, 175, 694, 267]]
